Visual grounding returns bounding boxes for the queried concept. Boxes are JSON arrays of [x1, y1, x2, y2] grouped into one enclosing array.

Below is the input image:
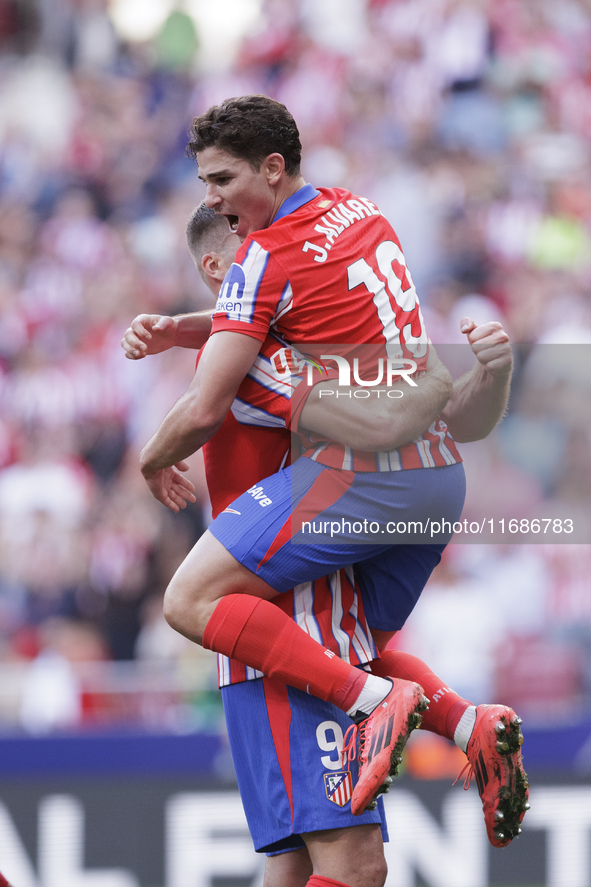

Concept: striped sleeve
[[211, 239, 291, 341]]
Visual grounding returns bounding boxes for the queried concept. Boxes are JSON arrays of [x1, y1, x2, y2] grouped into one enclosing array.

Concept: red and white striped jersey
[[298, 428, 461, 472], [211, 184, 461, 472], [227, 329, 295, 433], [216, 566, 377, 687], [207, 185, 468, 686], [211, 184, 427, 349]]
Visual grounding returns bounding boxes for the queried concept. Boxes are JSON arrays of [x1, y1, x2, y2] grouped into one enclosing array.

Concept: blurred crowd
[[0, 0, 590, 737]]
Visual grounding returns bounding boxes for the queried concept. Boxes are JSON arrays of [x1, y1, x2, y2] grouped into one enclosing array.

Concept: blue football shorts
[[221, 676, 388, 854], [209, 459, 466, 630]]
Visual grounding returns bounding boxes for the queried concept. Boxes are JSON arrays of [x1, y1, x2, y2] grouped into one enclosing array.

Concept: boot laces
[[453, 760, 473, 790], [341, 716, 373, 768], [341, 723, 358, 767]]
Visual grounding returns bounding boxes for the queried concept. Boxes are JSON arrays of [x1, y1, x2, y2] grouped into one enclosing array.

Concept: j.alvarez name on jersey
[[211, 184, 429, 368], [303, 196, 382, 264]]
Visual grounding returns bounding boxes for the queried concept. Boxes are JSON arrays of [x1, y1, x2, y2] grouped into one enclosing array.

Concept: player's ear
[[264, 153, 285, 185], [201, 251, 226, 284]]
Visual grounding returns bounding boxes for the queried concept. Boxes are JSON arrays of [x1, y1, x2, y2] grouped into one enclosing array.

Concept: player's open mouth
[[226, 215, 239, 232]]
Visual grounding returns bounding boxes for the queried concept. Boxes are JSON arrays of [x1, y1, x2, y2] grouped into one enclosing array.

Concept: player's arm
[[139, 331, 262, 511], [440, 318, 513, 442], [121, 310, 214, 359], [299, 347, 453, 451]]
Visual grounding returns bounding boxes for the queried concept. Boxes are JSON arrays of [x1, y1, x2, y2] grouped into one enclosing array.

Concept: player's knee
[[349, 847, 387, 887], [350, 832, 387, 887], [163, 575, 210, 644], [162, 580, 187, 634], [162, 582, 180, 630], [306, 826, 387, 887], [366, 854, 387, 887], [327, 854, 387, 887]]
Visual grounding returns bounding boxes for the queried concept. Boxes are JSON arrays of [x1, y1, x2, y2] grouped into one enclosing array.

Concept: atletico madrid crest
[[324, 771, 353, 807]]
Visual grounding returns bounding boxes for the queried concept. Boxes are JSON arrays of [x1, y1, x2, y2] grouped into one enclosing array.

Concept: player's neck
[[273, 174, 307, 217]]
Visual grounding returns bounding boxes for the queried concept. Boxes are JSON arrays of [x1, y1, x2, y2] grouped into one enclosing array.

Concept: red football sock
[[307, 877, 352, 887], [203, 594, 368, 711], [370, 650, 471, 740]]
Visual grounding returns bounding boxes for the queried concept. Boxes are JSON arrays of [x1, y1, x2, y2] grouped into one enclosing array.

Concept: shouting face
[[197, 146, 286, 241]]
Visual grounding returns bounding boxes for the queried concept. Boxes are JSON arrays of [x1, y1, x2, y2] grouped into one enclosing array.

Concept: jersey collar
[[272, 184, 320, 224]]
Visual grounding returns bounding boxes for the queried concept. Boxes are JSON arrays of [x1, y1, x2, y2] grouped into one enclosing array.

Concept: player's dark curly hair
[[187, 94, 302, 177]]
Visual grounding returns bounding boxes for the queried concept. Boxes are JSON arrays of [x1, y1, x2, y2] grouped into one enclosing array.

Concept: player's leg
[[166, 528, 398, 715], [369, 647, 529, 847], [164, 460, 427, 719], [264, 848, 312, 887], [356, 546, 529, 846], [305, 880, 363, 887], [355, 543, 475, 744], [331, 469, 464, 816], [392, 658, 528, 845], [165, 460, 462, 716], [302, 824, 386, 887], [369, 643, 474, 744], [368, 633, 485, 770], [165, 461, 462, 810]]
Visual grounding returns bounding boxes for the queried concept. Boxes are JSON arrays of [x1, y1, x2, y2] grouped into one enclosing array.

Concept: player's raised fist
[[121, 314, 178, 359], [460, 316, 513, 378]]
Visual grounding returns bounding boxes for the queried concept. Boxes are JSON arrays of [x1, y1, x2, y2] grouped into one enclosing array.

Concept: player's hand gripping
[[140, 461, 197, 513], [121, 314, 179, 360], [460, 317, 513, 378]]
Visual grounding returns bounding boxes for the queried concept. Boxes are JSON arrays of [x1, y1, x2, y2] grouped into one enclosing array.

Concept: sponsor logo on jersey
[[246, 484, 273, 507], [324, 771, 353, 807], [215, 262, 246, 314]]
